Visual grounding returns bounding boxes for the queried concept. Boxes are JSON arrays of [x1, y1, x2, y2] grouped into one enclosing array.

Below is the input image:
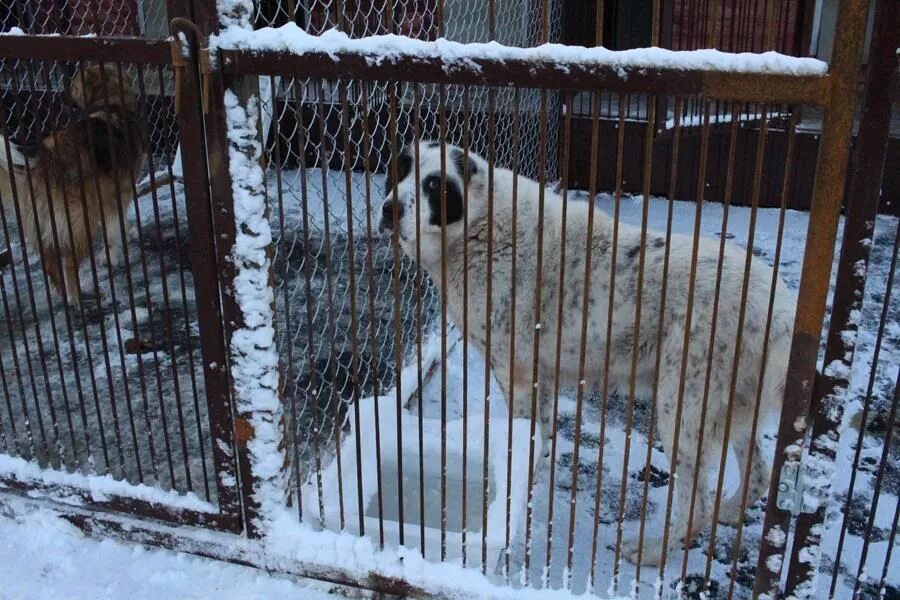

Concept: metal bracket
[[169, 18, 215, 114], [776, 461, 817, 516]]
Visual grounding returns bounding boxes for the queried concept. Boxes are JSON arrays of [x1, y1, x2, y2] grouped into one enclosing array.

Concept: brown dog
[[0, 64, 145, 305]]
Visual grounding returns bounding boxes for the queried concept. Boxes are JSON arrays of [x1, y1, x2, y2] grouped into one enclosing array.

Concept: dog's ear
[[384, 139, 413, 196], [451, 147, 480, 187]]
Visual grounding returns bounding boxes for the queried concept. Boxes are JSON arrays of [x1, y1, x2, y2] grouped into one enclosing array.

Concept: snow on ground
[[0, 509, 341, 600]]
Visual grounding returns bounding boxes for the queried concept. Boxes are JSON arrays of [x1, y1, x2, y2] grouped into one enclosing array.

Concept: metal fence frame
[[0, 0, 896, 598]]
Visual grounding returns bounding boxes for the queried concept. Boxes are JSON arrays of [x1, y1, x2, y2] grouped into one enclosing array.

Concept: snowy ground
[[1, 168, 897, 599], [0, 508, 345, 600]]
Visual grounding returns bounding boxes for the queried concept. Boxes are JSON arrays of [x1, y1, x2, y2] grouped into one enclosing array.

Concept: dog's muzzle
[[379, 200, 404, 233]]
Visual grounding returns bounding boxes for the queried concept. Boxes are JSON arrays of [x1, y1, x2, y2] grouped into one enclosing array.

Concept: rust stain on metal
[[234, 418, 254, 445]]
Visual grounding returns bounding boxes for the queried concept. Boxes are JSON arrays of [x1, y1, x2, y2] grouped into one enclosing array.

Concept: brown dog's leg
[[63, 256, 82, 307], [41, 249, 66, 299]]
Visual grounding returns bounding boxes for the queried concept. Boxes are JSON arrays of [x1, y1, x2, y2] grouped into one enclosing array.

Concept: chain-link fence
[[0, 0, 171, 36]]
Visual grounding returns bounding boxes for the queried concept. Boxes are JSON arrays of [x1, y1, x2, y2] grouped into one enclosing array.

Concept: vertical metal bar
[[752, 1, 871, 596], [171, 26, 242, 530], [590, 92, 626, 592], [1, 75, 60, 472], [0, 173, 31, 459], [356, 80, 383, 535], [523, 85, 549, 586], [127, 63, 195, 488], [876, 488, 900, 596], [618, 90, 660, 594], [107, 62, 175, 483], [385, 80, 404, 547], [271, 75, 298, 516], [764, 0, 778, 50], [785, 0, 898, 593], [542, 89, 574, 586], [313, 80, 346, 532], [338, 81, 366, 537], [410, 84, 426, 556], [137, 65, 207, 494], [651, 0, 662, 46], [595, 0, 605, 47], [436, 85, 447, 562], [459, 86, 471, 567], [291, 77, 325, 526], [480, 83, 497, 574], [358, 80, 386, 542], [32, 59, 87, 470], [707, 0, 721, 47], [502, 87, 521, 582], [438, 89, 450, 563], [3, 64, 66, 469], [27, 62, 91, 471], [565, 87, 601, 588], [488, 0, 495, 40]]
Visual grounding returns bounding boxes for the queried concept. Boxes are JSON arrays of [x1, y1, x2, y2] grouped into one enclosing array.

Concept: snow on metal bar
[[0, 455, 217, 513], [212, 24, 828, 77], [223, 88, 288, 529]]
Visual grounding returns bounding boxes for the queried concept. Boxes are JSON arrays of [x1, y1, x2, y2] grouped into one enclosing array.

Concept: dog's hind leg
[[719, 421, 751, 526], [622, 382, 717, 566], [62, 255, 82, 307], [40, 248, 65, 300], [720, 424, 770, 527]]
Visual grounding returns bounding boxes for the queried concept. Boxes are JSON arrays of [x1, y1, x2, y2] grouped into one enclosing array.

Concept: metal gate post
[[751, 0, 871, 598], [783, 0, 899, 595], [168, 14, 243, 532], [189, 0, 290, 537]]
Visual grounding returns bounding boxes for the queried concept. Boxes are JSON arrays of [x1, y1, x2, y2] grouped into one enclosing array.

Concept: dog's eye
[[427, 179, 439, 191]]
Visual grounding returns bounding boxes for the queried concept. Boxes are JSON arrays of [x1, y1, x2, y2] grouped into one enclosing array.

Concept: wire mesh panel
[[0, 0, 171, 37], [0, 55, 217, 506]]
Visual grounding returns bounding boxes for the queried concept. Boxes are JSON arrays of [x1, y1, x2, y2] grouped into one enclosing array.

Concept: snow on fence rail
[[212, 25, 829, 77]]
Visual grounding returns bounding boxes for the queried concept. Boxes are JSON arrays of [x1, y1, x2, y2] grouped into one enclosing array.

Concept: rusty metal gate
[[0, 0, 897, 598], [0, 3, 244, 532]]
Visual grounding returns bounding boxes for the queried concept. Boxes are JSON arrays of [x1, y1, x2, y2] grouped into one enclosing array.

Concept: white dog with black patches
[[380, 140, 796, 565]]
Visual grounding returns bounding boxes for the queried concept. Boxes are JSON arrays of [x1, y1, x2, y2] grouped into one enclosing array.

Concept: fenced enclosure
[[0, 0, 898, 598]]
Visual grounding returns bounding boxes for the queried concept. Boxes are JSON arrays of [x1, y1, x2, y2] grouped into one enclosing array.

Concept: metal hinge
[[776, 462, 817, 516]]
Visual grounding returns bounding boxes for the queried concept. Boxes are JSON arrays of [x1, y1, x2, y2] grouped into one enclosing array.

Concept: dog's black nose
[[381, 201, 403, 227]]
